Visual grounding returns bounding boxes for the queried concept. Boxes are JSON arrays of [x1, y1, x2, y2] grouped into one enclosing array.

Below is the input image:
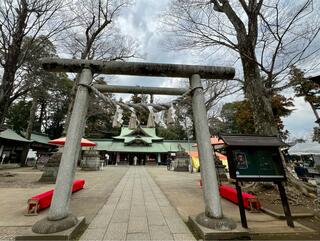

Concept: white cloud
[[283, 97, 317, 140]]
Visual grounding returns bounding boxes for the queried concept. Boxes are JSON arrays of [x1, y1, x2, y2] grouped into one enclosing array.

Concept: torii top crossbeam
[[41, 58, 235, 79]]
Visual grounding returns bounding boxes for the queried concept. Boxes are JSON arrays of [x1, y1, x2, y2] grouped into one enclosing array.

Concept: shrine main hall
[[89, 126, 197, 165]]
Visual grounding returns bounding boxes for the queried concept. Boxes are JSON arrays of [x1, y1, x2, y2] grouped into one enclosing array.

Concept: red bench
[[219, 184, 261, 210], [26, 179, 85, 215]]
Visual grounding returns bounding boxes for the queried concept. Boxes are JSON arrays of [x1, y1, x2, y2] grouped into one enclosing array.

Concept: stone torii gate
[[32, 58, 236, 234]]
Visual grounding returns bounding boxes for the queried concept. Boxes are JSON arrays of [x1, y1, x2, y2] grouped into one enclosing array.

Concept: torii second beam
[[93, 84, 188, 95]]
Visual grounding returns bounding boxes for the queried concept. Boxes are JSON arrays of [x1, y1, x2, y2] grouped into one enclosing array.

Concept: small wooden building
[[0, 128, 31, 166]]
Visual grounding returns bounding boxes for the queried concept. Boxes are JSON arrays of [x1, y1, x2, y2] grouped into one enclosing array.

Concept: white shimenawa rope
[[81, 84, 191, 128]]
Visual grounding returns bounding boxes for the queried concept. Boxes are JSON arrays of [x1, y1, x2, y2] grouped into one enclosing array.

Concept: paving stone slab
[[147, 213, 167, 226], [104, 197, 120, 206], [88, 213, 113, 228], [130, 207, 147, 217], [157, 200, 171, 207], [117, 202, 132, 210], [128, 217, 148, 233], [149, 225, 174, 241], [80, 228, 106, 240], [126, 232, 150, 241], [165, 217, 191, 234], [103, 223, 127, 241], [111, 209, 130, 223], [100, 204, 117, 213], [173, 233, 196, 241], [160, 207, 180, 218]]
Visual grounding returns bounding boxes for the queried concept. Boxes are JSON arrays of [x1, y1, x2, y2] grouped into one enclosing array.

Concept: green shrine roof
[[113, 126, 163, 141], [88, 126, 198, 153], [29, 133, 52, 145], [0, 129, 31, 143], [92, 139, 197, 153], [92, 139, 113, 150], [124, 136, 153, 144]]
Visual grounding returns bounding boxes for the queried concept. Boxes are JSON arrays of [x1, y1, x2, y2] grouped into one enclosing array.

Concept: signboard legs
[[235, 181, 248, 228], [276, 181, 294, 228], [236, 181, 294, 229]]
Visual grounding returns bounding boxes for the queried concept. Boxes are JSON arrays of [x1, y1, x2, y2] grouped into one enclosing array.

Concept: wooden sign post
[[220, 134, 294, 228]]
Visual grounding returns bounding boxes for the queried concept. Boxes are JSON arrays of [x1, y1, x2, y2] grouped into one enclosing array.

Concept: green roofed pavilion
[[0, 129, 31, 143]]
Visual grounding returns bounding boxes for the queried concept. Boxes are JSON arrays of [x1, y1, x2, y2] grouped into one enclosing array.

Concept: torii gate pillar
[[190, 74, 236, 230], [32, 68, 93, 233]]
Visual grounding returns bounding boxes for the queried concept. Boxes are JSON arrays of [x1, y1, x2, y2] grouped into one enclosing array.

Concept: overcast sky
[[110, 0, 318, 140]]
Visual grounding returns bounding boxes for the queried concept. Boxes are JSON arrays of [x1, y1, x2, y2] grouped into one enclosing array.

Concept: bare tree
[[168, 78, 240, 138], [203, 79, 240, 112], [62, 0, 138, 133], [0, 0, 68, 124], [164, 0, 320, 135]]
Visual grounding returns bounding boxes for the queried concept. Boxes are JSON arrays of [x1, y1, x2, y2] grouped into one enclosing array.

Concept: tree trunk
[[26, 97, 38, 139], [36, 100, 46, 132], [239, 46, 278, 136], [0, 0, 29, 125], [308, 101, 320, 126], [0, 58, 20, 125], [0, 96, 10, 125]]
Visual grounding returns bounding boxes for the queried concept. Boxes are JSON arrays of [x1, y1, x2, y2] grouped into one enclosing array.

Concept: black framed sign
[[220, 135, 286, 181], [219, 134, 293, 228], [227, 146, 286, 181]]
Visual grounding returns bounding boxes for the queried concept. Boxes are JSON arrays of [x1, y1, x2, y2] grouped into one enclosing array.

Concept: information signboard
[[226, 146, 286, 181], [220, 134, 287, 181], [219, 134, 293, 228]]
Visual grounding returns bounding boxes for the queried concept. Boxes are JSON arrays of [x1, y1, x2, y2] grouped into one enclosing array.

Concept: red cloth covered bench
[[72, 179, 85, 192], [26, 179, 85, 215], [219, 184, 261, 210]]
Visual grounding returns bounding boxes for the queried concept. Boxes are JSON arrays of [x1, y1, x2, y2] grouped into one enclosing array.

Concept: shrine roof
[[113, 126, 163, 141], [29, 133, 52, 145], [0, 129, 31, 143]]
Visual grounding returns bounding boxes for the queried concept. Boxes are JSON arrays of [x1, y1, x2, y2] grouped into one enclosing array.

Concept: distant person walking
[[133, 156, 138, 166], [104, 153, 109, 166], [166, 157, 172, 170], [294, 162, 308, 182]]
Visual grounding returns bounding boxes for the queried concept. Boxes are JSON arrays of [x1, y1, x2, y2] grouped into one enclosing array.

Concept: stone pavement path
[[80, 167, 195, 241]]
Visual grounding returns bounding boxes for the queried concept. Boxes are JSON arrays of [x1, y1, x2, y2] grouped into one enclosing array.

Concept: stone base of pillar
[[189, 214, 248, 240], [31, 214, 79, 234], [16, 216, 85, 240], [195, 212, 237, 231], [38, 153, 62, 183]]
